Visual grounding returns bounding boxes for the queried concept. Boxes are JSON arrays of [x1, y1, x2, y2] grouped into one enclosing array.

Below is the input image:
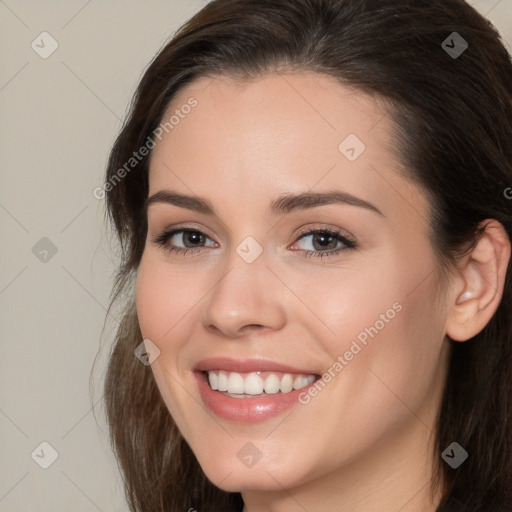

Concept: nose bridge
[[200, 236, 286, 336]]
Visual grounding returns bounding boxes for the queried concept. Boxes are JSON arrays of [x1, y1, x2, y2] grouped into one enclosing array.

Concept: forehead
[[163, 71, 388, 157], [148, 71, 429, 224]]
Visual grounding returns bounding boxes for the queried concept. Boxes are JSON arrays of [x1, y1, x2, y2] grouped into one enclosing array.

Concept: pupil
[[314, 232, 336, 250], [186, 231, 203, 247]]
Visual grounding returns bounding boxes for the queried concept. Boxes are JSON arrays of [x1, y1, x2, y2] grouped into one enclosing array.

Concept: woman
[[101, 0, 512, 510]]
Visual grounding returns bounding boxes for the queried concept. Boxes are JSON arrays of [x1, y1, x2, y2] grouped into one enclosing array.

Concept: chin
[[197, 453, 307, 493]]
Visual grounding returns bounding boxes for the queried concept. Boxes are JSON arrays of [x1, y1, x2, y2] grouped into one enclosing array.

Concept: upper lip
[[194, 357, 319, 375]]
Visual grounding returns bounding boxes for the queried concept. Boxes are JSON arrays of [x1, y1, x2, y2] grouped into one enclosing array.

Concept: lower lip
[[194, 371, 318, 423]]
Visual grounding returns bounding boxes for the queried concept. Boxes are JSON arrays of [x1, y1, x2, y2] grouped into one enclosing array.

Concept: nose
[[200, 248, 287, 339]]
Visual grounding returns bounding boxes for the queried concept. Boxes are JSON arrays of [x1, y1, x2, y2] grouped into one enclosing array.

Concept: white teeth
[[293, 375, 308, 389], [209, 370, 218, 390], [280, 373, 294, 393], [264, 374, 280, 394], [217, 370, 228, 391], [227, 372, 244, 394], [206, 370, 317, 396], [244, 373, 264, 395]]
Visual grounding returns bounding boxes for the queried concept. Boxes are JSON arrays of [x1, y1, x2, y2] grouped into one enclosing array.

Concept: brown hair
[[100, 1, 512, 510]]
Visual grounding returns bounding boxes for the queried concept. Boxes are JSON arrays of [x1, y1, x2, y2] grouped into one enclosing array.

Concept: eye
[[151, 225, 356, 259], [152, 228, 218, 255], [289, 227, 356, 259]]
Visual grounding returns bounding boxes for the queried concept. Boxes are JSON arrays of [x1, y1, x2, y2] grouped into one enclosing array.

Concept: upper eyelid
[[295, 224, 354, 240], [154, 224, 348, 236], [150, 222, 214, 239], [151, 219, 353, 235]]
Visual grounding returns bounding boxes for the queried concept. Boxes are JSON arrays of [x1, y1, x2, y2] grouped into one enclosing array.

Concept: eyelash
[[151, 226, 356, 259]]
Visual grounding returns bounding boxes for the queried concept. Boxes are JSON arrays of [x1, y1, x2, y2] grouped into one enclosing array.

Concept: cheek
[[135, 256, 186, 344], [134, 256, 196, 423], [136, 262, 163, 341], [308, 244, 440, 358], [292, 257, 403, 348], [302, 254, 445, 410]]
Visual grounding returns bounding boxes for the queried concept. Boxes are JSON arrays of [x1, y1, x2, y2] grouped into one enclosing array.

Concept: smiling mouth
[[201, 370, 320, 398]]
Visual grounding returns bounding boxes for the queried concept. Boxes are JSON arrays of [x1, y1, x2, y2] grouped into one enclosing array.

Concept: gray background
[[1, 1, 510, 511]]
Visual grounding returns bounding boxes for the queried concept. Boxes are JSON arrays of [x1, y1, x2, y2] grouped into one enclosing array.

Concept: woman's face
[[136, 72, 452, 493]]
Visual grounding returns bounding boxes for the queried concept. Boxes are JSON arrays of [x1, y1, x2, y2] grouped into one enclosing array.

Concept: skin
[[135, 71, 510, 512]]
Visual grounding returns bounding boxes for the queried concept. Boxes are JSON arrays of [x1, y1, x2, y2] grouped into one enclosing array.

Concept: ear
[[446, 219, 511, 342]]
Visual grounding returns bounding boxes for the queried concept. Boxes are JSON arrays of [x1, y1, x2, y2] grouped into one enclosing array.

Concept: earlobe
[[445, 219, 511, 343]]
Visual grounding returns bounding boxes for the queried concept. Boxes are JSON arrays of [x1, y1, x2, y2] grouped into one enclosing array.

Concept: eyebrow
[[145, 189, 384, 217]]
